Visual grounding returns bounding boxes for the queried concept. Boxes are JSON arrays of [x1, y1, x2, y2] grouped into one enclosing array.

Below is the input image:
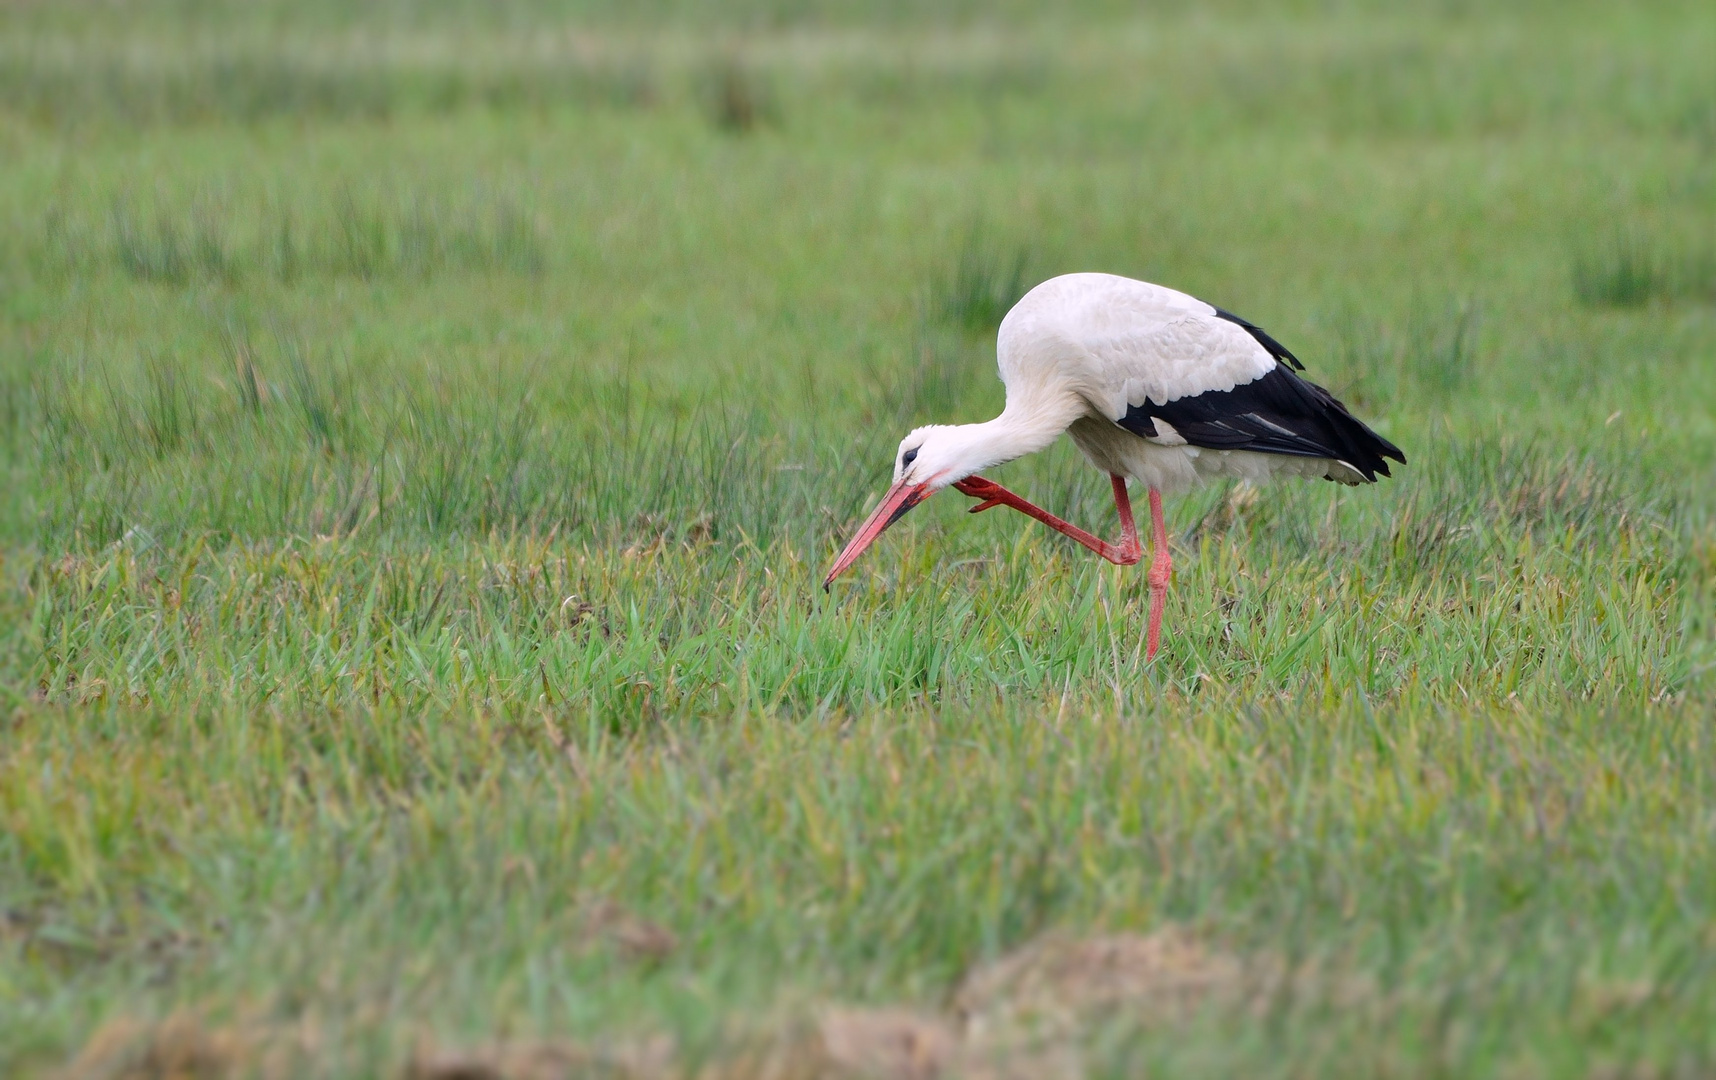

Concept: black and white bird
[[824, 272, 1404, 660]]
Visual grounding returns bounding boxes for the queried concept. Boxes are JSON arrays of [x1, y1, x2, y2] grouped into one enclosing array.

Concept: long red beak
[[823, 479, 934, 589]]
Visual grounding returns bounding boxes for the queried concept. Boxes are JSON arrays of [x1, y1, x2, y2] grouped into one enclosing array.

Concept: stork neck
[[948, 399, 1080, 478]]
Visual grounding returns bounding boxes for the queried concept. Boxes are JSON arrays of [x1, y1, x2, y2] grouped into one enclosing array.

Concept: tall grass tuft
[[1324, 305, 1401, 412], [1569, 230, 1716, 309], [282, 337, 342, 451], [934, 230, 1032, 332], [88, 188, 547, 284], [333, 189, 388, 278], [0, 48, 658, 130], [1574, 232, 1671, 308], [274, 205, 300, 284], [879, 330, 1001, 427], [1321, 298, 1478, 405], [190, 198, 234, 281], [140, 354, 192, 459], [701, 56, 777, 133], [223, 327, 266, 414], [112, 201, 188, 284], [1406, 298, 1480, 394]]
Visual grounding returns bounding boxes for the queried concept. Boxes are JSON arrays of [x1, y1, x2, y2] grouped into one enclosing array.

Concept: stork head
[[822, 425, 990, 589]]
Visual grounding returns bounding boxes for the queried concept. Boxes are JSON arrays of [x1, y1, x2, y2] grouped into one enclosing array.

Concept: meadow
[[1, 1, 1714, 1076]]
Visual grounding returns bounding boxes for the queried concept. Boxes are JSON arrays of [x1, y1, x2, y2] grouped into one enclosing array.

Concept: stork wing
[[1076, 293, 1402, 481], [1079, 309, 1280, 422]]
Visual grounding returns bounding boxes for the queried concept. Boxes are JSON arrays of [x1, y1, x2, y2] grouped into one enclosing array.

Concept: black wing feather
[[1209, 305, 1304, 371], [1118, 365, 1406, 482]]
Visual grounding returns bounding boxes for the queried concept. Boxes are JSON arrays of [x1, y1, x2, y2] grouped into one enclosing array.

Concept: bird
[[823, 272, 1405, 661]]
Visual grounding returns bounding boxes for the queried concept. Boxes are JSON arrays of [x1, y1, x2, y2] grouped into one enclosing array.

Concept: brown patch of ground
[[814, 927, 1260, 1080], [406, 1036, 673, 1080], [580, 899, 679, 964], [815, 1007, 956, 1080], [57, 1008, 320, 1080], [58, 927, 1269, 1080], [954, 926, 1248, 1041]]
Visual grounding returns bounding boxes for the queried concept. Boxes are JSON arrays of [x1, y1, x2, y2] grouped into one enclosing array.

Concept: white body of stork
[[824, 272, 1405, 660]]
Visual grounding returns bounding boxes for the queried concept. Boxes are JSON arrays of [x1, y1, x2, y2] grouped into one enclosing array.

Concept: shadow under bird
[[824, 272, 1405, 660]]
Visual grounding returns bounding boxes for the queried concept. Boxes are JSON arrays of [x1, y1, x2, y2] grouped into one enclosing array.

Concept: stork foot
[[952, 476, 1011, 514]]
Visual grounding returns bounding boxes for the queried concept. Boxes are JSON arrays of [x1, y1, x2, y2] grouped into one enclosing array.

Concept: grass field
[[2, 1, 1714, 1076]]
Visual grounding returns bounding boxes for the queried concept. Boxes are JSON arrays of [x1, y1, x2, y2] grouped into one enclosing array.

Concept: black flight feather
[[1208, 305, 1305, 371], [1118, 365, 1406, 482]]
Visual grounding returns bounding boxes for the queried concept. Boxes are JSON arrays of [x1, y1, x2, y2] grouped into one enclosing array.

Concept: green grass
[[2, 1, 1715, 1077]]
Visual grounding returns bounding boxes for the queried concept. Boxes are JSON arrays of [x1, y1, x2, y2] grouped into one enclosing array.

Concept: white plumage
[[825, 272, 1404, 660]]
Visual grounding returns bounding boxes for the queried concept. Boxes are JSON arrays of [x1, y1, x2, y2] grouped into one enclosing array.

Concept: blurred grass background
[[1, 1, 1714, 1076]]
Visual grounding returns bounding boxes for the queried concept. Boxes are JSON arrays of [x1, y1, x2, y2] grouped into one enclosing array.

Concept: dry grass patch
[[815, 1008, 957, 1080], [578, 899, 680, 965], [55, 928, 1266, 1080], [58, 1009, 322, 1080], [814, 926, 1263, 1080], [952, 927, 1246, 1040], [407, 1037, 675, 1080]]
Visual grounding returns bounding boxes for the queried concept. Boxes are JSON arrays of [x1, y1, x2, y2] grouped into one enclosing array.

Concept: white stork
[[824, 272, 1405, 660]]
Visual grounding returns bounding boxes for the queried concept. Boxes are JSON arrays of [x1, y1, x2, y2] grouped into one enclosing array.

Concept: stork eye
[[901, 447, 919, 468]]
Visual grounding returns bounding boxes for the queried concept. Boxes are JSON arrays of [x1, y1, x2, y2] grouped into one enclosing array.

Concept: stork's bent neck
[[951, 397, 1083, 476]]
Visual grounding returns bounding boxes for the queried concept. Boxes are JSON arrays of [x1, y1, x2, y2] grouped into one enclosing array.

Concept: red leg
[[1144, 487, 1172, 662], [1109, 474, 1141, 564], [953, 474, 1141, 566]]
